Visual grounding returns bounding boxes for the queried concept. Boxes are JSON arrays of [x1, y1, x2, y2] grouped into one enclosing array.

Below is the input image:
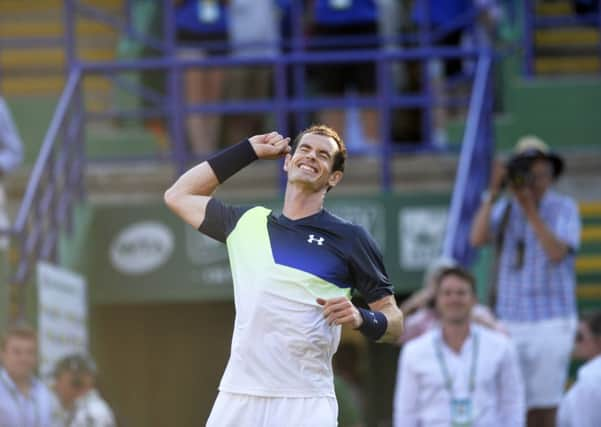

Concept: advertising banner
[[37, 262, 88, 380]]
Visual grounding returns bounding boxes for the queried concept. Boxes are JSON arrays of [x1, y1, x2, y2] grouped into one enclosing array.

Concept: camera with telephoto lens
[[505, 156, 533, 188]]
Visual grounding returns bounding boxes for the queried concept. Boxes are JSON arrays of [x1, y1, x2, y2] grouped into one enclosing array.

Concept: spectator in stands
[[50, 353, 116, 427], [557, 311, 601, 427], [409, 0, 502, 145], [0, 96, 23, 250], [393, 266, 525, 427], [223, 0, 281, 144], [175, 0, 229, 155], [470, 136, 581, 427], [308, 0, 381, 145], [0, 324, 53, 426], [398, 256, 504, 345]]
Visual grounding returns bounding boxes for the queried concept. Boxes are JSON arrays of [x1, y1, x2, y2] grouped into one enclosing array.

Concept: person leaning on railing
[[0, 96, 24, 250], [174, 0, 230, 155]]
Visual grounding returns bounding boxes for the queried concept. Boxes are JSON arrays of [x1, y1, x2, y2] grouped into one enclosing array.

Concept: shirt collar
[[0, 367, 38, 397], [435, 323, 477, 354]]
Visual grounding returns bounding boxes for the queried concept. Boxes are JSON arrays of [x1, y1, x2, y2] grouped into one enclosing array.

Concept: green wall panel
[[77, 193, 451, 305]]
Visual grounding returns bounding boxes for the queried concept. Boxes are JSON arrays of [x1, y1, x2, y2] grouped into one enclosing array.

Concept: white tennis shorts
[[504, 316, 577, 409], [205, 392, 338, 427]]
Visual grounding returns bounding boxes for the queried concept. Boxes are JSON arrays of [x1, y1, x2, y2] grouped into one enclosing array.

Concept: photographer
[[470, 136, 581, 427]]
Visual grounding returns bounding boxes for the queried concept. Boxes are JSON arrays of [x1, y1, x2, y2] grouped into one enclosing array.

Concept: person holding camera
[[50, 353, 115, 427], [470, 136, 581, 427]]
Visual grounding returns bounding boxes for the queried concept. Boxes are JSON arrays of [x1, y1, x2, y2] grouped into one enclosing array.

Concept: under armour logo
[[307, 234, 325, 245]]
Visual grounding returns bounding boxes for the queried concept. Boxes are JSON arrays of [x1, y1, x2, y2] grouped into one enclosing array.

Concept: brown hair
[[583, 311, 601, 337], [435, 266, 477, 294], [0, 324, 37, 351], [291, 124, 347, 173]]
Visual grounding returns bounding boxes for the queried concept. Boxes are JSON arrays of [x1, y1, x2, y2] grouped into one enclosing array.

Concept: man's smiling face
[[285, 133, 342, 191]]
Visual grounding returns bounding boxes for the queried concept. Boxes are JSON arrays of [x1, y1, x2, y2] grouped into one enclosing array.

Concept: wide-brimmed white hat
[[511, 135, 564, 178]]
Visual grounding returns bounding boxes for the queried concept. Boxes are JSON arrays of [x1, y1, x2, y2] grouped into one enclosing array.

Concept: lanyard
[[0, 371, 40, 427], [433, 332, 479, 397]]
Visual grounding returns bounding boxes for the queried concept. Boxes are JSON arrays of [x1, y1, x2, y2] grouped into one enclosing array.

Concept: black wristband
[[357, 307, 388, 341], [207, 139, 258, 183]]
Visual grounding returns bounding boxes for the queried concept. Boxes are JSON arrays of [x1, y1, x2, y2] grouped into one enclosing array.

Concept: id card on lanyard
[[433, 332, 479, 427], [329, 0, 352, 10], [198, 0, 220, 23]]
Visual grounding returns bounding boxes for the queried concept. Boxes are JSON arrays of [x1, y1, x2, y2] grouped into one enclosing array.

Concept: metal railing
[[442, 53, 494, 266], [5, 70, 85, 321]]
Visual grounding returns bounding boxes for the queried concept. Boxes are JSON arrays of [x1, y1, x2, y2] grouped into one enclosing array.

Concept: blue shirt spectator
[[491, 190, 580, 321], [0, 96, 23, 247], [0, 325, 53, 427], [0, 96, 23, 175], [0, 369, 54, 427]]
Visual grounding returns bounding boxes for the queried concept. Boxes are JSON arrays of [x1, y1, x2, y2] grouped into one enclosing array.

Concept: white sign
[[37, 262, 88, 380], [399, 207, 448, 270], [110, 221, 174, 275]]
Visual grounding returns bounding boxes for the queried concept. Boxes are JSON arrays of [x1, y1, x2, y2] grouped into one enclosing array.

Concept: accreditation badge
[[198, 0, 219, 23], [450, 398, 473, 427], [329, 0, 352, 10]]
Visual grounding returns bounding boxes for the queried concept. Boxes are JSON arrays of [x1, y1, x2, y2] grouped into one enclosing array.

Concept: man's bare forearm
[[470, 197, 494, 246], [369, 295, 404, 343]]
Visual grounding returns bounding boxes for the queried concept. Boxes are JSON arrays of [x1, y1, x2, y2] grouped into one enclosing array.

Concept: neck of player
[[282, 184, 326, 220]]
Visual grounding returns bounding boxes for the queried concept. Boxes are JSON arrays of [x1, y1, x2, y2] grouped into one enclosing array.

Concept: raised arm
[[470, 161, 506, 246], [514, 187, 577, 262], [164, 132, 289, 228]]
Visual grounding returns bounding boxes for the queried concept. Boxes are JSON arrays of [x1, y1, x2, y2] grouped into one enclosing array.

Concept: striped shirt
[[490, 190, 581, 321], [0, 96, 24, 175]]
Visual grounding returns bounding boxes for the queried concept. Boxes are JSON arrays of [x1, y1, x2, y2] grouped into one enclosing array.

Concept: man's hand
[[513, 186, 537, 216], [316, 297, 363, 328], [249, 132, 290, 160]]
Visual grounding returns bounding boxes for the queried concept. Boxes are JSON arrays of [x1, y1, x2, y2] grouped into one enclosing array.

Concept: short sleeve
[[197, 198, 251, 243], [349, 226, 394, 303], [553, 198, 581, 251]]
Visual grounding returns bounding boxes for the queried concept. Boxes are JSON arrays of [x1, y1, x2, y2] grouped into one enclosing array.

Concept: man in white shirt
[[394, 266, 525, 427], [50, 353, 116, 427], [0, 324, 53, 427], [557, 311, 601, 427]]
